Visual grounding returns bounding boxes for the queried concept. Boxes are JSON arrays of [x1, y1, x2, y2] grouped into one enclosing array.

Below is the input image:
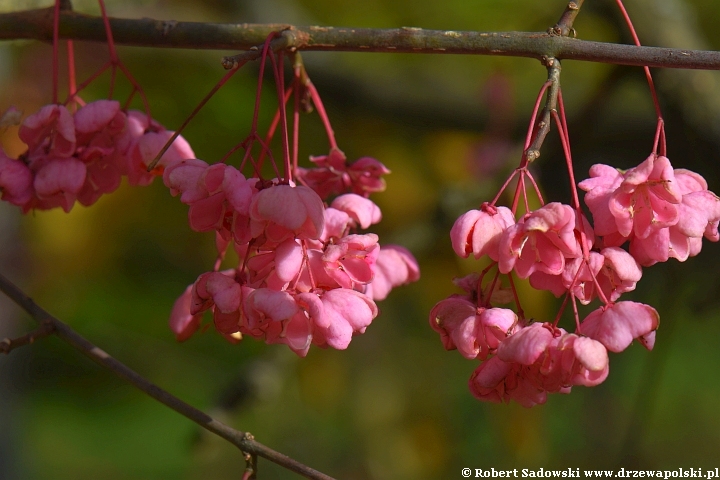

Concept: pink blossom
[[19, 104, 76, 158], [580, 301, 659, 353], [318, 207, 351, 242], [311, 289, 378, 350], [469, 323, 609, 406], [498, 202, 580, 278], [250, 184, 325, 242], [246, 238, 304, 289], [578, 164, 624, 236], [529, 247, 641, 304], [0, 150, 33, 206], [242, 288, 298, 337], [451, 203, 515, 261], [168, 286, 203, 342], [365, 244, 420, 301], [429, 297, 516, 360], [120, 110, 195, 186], [32, 157, 86, 212], [163, 159, 211, 204], [74, 100, 126, 160], [625, 168, 720, 265], [609, 155, 682, 238], [330, 194, 382, 229], [295, 149, 390, 199], [322, 233, 379, 289], [597, 247, 642, 301]]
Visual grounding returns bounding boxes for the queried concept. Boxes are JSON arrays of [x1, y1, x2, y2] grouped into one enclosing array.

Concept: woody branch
[[2, 6, 720, 70], [0, 273, 334, 480]]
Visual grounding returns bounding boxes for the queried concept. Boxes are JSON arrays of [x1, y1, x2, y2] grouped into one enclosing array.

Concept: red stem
[[256, 87, 294, 167], [614, 0, 664, 121], [52, 0, 60, 104], [66, 40, 77, 111], [305, 80, 338, 150], [269, 50, 291, 182], [524, 80, 553, 151], [506, 273, 525, 320], [148, 64, 244, 171], [551, 110, 581, 211], [489, 169, 519, 207], [292, 67, 301, 172]]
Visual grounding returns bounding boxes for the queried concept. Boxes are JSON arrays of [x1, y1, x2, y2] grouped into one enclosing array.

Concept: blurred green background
[[2, 0, 720, 478]]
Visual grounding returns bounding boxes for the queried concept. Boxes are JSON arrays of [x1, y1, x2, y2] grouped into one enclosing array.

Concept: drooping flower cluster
[[0, 101, 194, 212], [161, 35, 418, 355], [579, 155, 720, 266], [166, 156, 419, 356], [433, 149, 719, 406]]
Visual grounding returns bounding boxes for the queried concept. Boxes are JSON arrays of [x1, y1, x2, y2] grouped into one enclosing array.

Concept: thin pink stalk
[[510, 173, 525, 215], [489, 169, 519, 207], [256, 87, 293, 167], [551, 111, 581, 210], [588, 261, 611, 305], [570, 294, 581, 331], [65, 60, 111, 105], [506, 273, 525, 320], [556, 88, 571, 152], [553, 290, 572, 327], [117, 63, 151, 116], [482, 270, 501, 308], [651, 118, 667, 156], [525, 170, 545, 206], [148, 64, 244, 171], [66, 40, 77, 112], [305, 80, 338, 150], [292, 68, 301, 172], [52, 0, 61, 104], [97, 0, 119, 97], [614, 0, 664, 121], [524, 80, 553, 151], [249, 33, 281, 137], [269, 50, 291, 182], [253, 135, 282, 179]]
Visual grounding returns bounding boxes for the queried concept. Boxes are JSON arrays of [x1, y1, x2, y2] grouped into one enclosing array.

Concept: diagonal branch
[[0, 272, 334, 480], [2, 7, 720, 69]]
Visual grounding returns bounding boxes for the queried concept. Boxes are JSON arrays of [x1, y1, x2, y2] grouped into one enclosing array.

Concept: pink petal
[[497, 323, 554, 365], [331, 194, 382, 229], [580, 301, 659, 353]]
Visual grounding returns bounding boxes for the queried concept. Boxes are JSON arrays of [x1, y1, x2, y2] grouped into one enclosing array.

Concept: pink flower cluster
[[579, 155, 720, 266], [166, 155, 419, 356], [0, 101, 194, 212], [430, 151, 720, 406]]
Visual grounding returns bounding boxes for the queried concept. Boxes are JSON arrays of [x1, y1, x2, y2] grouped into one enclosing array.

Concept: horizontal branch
[[2, 7, 720, 70], [0, 272, 334, 480]]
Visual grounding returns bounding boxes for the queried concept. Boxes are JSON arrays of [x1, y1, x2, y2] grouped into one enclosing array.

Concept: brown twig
[[525, 1, 585, 163], [551, 0, 585, 37], [2, 7, 720, 69], [525, 57, 562, 162], [0, 272, 335, 480], [0, 319, 55, 354]]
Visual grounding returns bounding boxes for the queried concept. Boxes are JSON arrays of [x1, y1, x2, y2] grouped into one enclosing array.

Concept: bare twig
[[0, 319, 55, 354], [525, 57, 562, 162], [2, 7, 720, 69], [0, 272, 335, 480], [551, 0, 585, 37]]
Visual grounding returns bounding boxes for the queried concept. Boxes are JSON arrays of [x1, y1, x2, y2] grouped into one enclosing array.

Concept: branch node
[[0, 319, 56, 355], [221, 29, 296, 70]]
